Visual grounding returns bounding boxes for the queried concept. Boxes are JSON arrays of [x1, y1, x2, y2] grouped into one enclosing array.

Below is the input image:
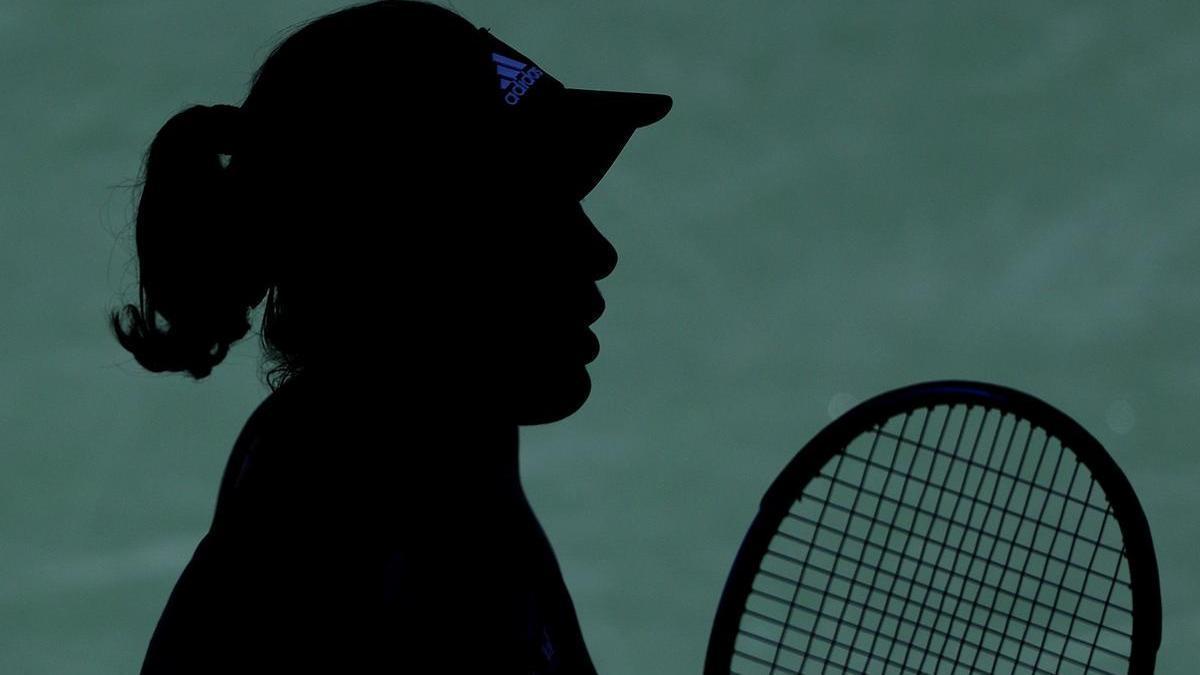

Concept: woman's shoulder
[[210, 373, 333, 532], [211, 375, 305, 517], [209, 370, 396, 539]]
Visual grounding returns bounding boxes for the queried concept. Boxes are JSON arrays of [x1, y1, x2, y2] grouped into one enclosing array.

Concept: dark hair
[[111, 1, 489, 390]]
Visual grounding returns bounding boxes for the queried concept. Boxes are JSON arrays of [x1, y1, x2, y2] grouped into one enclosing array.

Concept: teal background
[[2, 1, 1198, 672]]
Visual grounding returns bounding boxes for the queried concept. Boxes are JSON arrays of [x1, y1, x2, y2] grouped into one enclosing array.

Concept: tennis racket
[[704, 381, 1161, 674]]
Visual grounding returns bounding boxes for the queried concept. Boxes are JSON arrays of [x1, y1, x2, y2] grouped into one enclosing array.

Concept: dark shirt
[[140, 373, 599, 673]]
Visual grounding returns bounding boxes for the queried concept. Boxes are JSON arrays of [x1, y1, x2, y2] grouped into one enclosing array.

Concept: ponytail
[[111, 104, 272, 379]]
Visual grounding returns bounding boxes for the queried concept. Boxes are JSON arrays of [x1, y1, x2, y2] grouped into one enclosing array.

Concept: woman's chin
[[511, 365, 592, 426]]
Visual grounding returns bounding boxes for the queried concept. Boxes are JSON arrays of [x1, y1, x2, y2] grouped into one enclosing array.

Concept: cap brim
[[540, 89, 673, 198], [563, 89, 673, 128]]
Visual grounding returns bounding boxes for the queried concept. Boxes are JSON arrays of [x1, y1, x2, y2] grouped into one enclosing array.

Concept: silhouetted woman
[[110, 1, 671, 672]]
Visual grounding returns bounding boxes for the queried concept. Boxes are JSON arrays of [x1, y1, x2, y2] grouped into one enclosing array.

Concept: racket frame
[[703, 380, 1162, 674]]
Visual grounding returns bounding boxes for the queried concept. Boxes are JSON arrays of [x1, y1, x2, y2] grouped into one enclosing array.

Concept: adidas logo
[[492, 52, 544, 106]]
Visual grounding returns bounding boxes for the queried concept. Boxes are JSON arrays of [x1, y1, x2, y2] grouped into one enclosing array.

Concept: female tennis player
[[110, 1, 671, 671]]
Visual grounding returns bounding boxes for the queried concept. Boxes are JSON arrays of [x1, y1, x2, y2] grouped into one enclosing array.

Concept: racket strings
[[869, 428, 1121, 549], [732, 404, 1134, 675], [799, 469, 1130, 603], [928, 413, 1117, 675], [741, 563, 1113, 675], [766, 513, 1133, 642], [835, 405, 1023, 675]]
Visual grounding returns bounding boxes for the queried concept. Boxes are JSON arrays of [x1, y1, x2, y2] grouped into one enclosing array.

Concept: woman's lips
[[583, 327, 600, 362], [584, 297, 605, 325]]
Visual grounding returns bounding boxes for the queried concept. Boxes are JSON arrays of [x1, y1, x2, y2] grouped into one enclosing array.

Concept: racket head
[[705, 380, 1161, 674]]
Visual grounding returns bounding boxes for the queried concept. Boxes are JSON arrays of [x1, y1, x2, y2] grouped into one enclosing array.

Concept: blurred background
[[2, 1, 1198, 672]]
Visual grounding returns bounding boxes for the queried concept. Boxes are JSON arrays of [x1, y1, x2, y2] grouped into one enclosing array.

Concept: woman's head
[[113, 0, 662, 425]]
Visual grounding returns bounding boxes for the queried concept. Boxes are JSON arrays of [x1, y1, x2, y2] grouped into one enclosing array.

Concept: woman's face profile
[[462, 185, 617, 426], [497, 195, 617, 425], [360, 170, 617, 426]]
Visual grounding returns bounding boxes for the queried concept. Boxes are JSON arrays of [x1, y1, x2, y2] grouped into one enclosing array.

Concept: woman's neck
[[286, 366, 528, 505]]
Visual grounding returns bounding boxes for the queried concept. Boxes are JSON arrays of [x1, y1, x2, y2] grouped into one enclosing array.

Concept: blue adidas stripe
[[495, 65, 524, 82], [491, 52, 526, 69]]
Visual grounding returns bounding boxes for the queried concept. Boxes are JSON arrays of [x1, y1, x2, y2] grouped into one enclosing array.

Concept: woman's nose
[[574, 203, 616, 281]]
